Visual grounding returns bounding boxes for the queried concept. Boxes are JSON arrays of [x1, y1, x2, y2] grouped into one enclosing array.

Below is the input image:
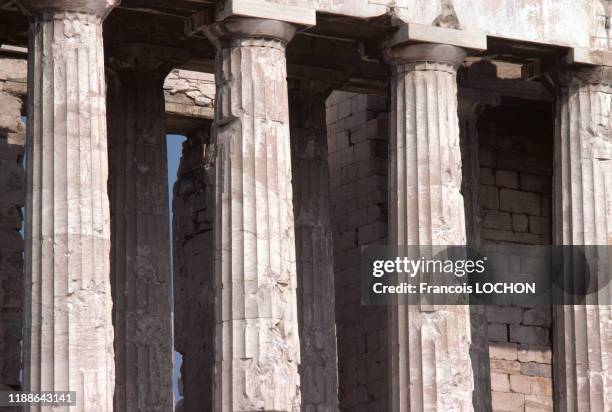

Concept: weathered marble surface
[[206, 18, 302, 412], [553, 65, 612, 411], [20, 1, 118, 411], [385, 43, 474, 412]]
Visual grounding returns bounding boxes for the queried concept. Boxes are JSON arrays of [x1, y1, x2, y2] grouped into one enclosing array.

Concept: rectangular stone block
[[520, 362, 552, 378], [495, 170, 519, 189], [524, 394, 553, 411], [528, 216, 549, 235], [518, 344, 552, 364], [487, 306, 523, 325], [490, 342, 518, 360], [509, 325, 550, 345], [509, 375, 552, 396], [490, 359, 521, 374], [522, 308, 551, 327], [488, 323, 509, 342], [483, 210, 512, 231], [500, 189, 541, 215], [480, 167, 495, 185], [482, 186, 499, 209], [512, 213, 528, 232], [520, 173, 551, 194], [491, 373, 510, 392], [492, 392, 524, 411]]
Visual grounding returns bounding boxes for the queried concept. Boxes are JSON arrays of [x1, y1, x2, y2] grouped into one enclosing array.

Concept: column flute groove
[[385, 43, 473, 412], [106, 48, 178, 411], [553, 65, 612, 412], [289, 80, 339, 412], [205, 18, 301, 412], [20, 1, 118, 410]]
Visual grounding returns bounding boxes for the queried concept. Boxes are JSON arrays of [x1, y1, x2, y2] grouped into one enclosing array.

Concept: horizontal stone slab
[[390, 23, 487, 51], [567, 47, 612, 67], [218, 0, 316, 26]]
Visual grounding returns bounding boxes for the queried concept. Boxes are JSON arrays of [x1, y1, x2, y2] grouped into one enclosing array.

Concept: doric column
[[553, 65, 612, 411], [106, 45, 182, 412], [385, 43, 474, 411], [205, 18, 301, 411], [289, 79, 339, 411], [458, 91, 499, 412], [20, 1, 118, 410]]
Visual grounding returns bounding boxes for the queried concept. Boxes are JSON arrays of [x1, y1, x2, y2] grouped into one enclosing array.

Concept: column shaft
[[23, 4, 117, 411], [386, 44, 473, 411], [553, 66, 612, 411], [209, 20, 301, 411], [289, 81, 339, 411], [458, 93, 498, 412], [107, 68, 174, 412]]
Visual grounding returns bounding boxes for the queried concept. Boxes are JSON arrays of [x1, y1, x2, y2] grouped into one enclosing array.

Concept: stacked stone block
[[478, 101, 554, 411], [0, 56, 26, 398], [325, 91, 388, 411]]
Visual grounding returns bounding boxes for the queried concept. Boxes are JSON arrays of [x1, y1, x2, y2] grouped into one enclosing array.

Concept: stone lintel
[[566, 47, 612, 68], [186, 0, 314, 40], [216, 0, 316, 27], [558, 64, 612, 87], [389, 23, 487, 53], [108, 43, 190, 79], [19, 0, 119, 19]]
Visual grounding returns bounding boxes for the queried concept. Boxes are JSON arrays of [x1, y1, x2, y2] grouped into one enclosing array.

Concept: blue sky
[[167, 135, 187, 402]]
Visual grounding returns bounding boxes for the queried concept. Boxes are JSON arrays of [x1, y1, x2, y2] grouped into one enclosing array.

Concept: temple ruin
[[0, 0, 611, 411]]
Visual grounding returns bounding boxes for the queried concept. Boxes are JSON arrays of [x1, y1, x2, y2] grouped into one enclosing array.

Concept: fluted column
[[289, 79, 339, 412], [385, 43, 473, 411], [205, 18, 301, 411], [553, 65, 612, 411], [106, 48, 178, 412], [458, 93, 499, 412], [20, 1, 117, 410]]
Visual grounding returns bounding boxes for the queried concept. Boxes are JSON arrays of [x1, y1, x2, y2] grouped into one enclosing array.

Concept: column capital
[[558, 64, 612, 88], [383, 43, 467, 70], [19, 0, 118, 19], [204, 17, 297, 48]]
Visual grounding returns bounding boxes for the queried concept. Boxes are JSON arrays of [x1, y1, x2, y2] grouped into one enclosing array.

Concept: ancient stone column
[[289, 79, 339, 412], [106, 47, 179, 412], [385, 43, 473, 411], [204, 18, 301, 411], [458, 91, 499, 412], [20, 1, 118, 410], [553, 65, 612, 411]]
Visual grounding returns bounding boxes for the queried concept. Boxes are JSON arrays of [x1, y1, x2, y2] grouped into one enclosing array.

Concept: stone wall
[[326, 91, 389, 411], [477, 99, 554, 412], [0, 55, 26, 398]]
